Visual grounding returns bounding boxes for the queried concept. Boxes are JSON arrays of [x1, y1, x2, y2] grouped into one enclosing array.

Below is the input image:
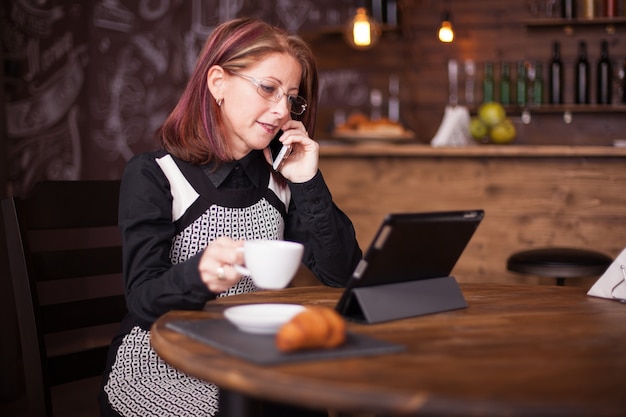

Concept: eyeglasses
[[230, 71, 307, 115]]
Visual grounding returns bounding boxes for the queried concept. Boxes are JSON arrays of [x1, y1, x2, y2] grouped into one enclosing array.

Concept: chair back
[[1, 180, 127, 417]]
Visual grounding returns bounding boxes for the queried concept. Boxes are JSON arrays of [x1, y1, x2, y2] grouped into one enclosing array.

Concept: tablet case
[[336, 210, 484, 323]]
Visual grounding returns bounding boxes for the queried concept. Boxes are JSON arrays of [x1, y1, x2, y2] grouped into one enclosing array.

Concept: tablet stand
[[343, 276, 467, 324]]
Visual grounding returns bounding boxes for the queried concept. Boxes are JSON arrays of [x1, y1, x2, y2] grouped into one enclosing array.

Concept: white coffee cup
[[234, 240, 304, 289]]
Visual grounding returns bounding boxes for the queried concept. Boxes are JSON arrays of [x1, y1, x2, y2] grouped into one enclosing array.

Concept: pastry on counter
[[333, 112, 414, 140]]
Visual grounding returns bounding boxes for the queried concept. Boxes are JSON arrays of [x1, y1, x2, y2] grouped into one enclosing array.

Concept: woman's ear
[[206, 65, 225, 102]]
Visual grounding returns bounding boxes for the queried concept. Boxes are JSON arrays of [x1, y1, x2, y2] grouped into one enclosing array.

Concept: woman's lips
[[258, 121, 278, 134]]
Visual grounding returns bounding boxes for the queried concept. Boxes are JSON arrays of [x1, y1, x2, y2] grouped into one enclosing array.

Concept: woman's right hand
[[198, 236, 245, 293]]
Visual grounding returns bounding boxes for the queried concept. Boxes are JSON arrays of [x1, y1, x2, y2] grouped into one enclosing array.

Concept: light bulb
[[438, 21, 454, 42], [438, 11, 454, 43], [354, 18, 371, 46], [345, 7, 381, 50]]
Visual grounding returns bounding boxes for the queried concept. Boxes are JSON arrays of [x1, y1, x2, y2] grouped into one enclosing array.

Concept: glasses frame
[[230, 71, 307, 116]]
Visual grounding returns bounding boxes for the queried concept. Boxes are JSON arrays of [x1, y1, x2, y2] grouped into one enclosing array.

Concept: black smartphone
[[269, 130, 290, 171]]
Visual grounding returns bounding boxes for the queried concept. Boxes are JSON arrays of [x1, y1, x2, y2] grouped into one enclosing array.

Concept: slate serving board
[[166, 319, 404, 365]]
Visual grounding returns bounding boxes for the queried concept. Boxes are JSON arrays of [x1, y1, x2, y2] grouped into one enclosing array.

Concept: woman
[[100, 18, 362, 417]]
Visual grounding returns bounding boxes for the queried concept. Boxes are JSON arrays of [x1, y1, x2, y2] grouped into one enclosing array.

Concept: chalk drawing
[[275, 0, 316, 33], [7, 44, 86, 137], [8, 104, 82, 196], [90, 1, 188, 163], [4, 0, 87, 194], [93, 0, 134, 32], [10, 0, 64, 37], [139, 0, 170, 21]]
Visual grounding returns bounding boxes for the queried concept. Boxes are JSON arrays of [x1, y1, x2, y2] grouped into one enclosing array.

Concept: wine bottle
[[581, 0, 595, 18], [603, 0, 617, 17], [499, 62, 511, 105], [561, 0, 576, 18], [548, 41, 564, 104], [575, 41, 590, 104], [516, 61, 527, 106], [464, 60, 476, 105], [622, 59, 626, 104], [483, 62, 494, 102], [596, 40, 612, 105]]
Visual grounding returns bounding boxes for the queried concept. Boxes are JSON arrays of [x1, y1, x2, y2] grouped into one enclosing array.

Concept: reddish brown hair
[[156, 18, 319, 165]]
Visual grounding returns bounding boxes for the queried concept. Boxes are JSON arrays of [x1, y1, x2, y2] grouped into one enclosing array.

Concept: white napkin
[[587, 247, 626, 301], [430, 105, 475, 147]]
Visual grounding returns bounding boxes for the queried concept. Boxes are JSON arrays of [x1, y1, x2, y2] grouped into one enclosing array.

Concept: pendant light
[[438, 2, 454, 43], [344, 6, 381, 50]]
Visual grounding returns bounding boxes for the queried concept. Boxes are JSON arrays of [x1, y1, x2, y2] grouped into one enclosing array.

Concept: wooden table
[[150, 284, 626, 417]]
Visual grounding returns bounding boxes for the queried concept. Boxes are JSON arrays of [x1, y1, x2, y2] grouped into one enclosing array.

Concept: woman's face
[[220, 53, 302, 160]]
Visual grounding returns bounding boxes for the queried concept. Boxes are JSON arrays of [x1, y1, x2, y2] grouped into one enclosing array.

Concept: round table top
[[151, 284, 626, 417]]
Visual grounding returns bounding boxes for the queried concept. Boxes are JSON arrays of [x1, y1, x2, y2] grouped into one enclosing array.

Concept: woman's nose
[[270, 95, 290, 117]]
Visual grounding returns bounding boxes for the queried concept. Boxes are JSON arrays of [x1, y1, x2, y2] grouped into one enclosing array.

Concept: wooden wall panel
[[319, 155, 626, 287]]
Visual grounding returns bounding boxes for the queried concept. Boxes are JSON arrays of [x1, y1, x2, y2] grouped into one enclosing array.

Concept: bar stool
[[507, 247, 612, 286]]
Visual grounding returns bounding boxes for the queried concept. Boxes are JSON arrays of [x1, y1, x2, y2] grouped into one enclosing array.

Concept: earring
[[216, 98, 223, 107]]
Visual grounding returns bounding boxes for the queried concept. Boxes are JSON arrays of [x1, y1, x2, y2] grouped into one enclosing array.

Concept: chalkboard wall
[[1, 0, 372, 196]]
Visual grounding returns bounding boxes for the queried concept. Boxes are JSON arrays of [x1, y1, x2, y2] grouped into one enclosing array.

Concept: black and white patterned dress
[[101, 149, 362, 417]]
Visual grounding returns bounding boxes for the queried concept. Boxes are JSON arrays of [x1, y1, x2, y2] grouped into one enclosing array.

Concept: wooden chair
[[1, 180, 127, 417]]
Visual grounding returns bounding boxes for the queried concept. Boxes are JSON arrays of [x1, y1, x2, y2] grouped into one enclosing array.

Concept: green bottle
[[499, 62, 511, 105], [483, 62, 494, 102], [516, 61, 527, 106]]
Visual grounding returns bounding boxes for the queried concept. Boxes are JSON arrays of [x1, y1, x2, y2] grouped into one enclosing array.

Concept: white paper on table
[[587, 247, 626, 301]]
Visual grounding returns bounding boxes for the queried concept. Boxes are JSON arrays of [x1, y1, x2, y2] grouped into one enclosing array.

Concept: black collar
[[202, 150, 266, 188]]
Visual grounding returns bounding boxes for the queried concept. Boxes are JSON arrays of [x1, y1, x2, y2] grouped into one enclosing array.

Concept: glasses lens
[[256, 80, 280, 101], [251, 76, 307, 115], [289, 96, 307, 115]]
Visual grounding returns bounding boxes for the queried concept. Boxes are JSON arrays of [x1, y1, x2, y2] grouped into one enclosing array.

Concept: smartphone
[[269, 130, 291, 171]]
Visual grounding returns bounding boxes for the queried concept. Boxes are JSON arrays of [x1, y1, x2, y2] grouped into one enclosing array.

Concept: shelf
[[469, 104, 626, 124], [510, 104, 626, 123], [319, 143, 626, 158], [524, 17, 626, 27], [511, 104, 626, 113], [523, 17, 626, 34]]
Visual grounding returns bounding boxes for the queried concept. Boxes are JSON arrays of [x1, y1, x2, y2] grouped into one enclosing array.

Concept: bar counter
[[316, 143, 626, 287], [319, 143, 626, 158]]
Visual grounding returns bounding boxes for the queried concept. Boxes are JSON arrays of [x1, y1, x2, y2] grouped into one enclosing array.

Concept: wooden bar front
[[317, 144, 626, 287]]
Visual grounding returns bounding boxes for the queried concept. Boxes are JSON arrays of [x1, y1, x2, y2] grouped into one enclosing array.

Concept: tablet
[[336, 210, 484, 322]]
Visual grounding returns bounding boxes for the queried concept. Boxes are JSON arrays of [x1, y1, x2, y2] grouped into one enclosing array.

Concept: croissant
[[276, 305, 347, 352]]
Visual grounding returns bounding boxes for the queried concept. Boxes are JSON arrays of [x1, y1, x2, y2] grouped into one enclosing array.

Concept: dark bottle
[[483, 61, 494, 102], [622, 59, 626, 104], [516, 61, 527, 106], [603, 0, 618, 17], [575, 41, 590, 104], [596, 40, 612, 105], [548, 41, 564, 104], [499, 62, 511, 105], [561, 0, 576, 18], [532, 62, 543, 105]]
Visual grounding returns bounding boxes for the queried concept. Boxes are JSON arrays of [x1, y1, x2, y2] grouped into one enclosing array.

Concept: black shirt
[[118, 149, 362, 328]]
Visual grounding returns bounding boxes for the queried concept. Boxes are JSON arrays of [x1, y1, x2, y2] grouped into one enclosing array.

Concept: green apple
[[489, 118, 516, 144], [478, 102, 506, 127], [469, 117, 488, 140]]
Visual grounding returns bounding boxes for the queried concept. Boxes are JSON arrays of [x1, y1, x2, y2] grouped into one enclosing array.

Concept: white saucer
[[223, 303, 305, 335]]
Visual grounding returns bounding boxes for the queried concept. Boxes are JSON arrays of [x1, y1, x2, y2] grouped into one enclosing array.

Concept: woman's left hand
[[264, 120, 318, 183]]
